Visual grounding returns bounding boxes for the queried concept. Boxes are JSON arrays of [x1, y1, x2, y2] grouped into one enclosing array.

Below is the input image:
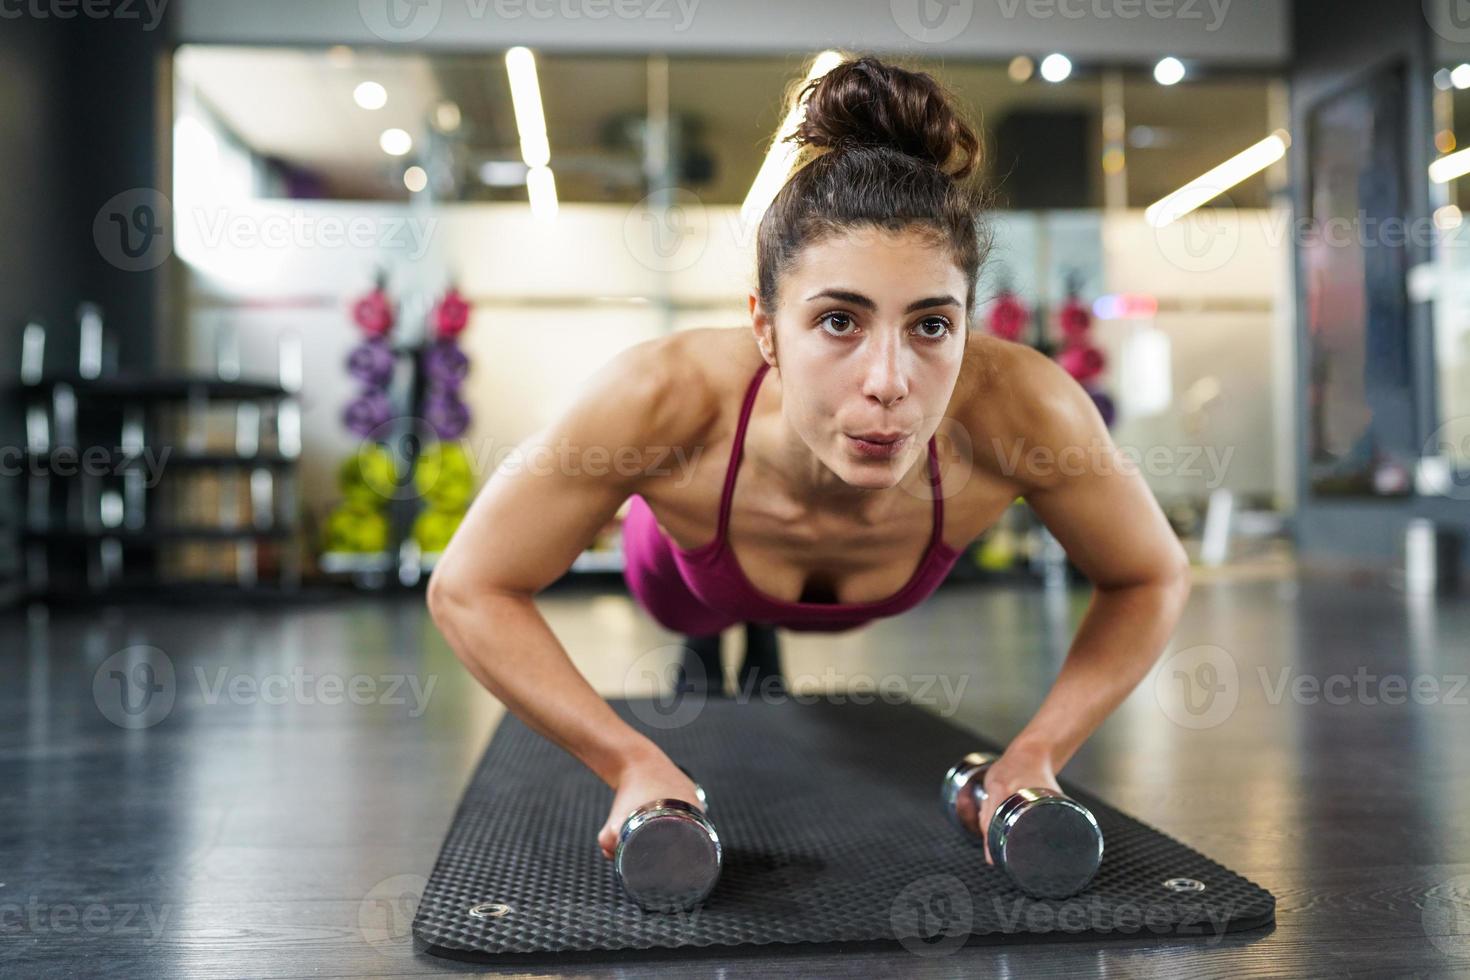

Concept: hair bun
[[789, 56, 980, 180]]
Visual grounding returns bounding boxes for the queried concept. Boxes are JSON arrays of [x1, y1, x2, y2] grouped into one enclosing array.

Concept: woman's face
[[751, 225, 969, 492]]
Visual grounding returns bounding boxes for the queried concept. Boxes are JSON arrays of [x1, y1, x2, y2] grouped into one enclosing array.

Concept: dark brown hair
[[755, 55, 991, 321]]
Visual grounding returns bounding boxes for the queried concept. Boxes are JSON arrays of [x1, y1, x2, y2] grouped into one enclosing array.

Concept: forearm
[[1010, 574, 1191, 770], [429, 585, 663, 787]]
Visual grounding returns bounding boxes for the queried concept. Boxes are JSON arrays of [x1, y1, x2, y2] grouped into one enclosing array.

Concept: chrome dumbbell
[[614, 766, 721, 912], [941, 751, 1103, 899]]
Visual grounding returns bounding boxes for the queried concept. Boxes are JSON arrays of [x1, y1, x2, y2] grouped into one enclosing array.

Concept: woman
[[428, 56, 1191, 865]]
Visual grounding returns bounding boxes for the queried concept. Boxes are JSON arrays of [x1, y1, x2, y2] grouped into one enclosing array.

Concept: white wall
[[180, 199, 1293, 522]]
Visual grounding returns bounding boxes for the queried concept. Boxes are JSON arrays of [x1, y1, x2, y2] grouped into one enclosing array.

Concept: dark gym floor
[[4, 564, 1470, 978]]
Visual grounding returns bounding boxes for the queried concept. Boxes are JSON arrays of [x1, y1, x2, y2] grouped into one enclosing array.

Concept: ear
[[749, 290, 777, 368]]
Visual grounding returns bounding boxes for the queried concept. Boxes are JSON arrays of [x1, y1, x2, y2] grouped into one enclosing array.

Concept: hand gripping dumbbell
[[940, 752, 1103, 899], [614, 765, 721, 912]]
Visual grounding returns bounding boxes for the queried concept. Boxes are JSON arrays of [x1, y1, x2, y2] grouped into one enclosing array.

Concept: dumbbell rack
[[317, 336, 438, 590], [14, 306, 305, 598]]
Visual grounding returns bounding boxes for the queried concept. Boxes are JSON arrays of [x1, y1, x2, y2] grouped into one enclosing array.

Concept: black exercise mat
[[413, 696, 1274, 959]]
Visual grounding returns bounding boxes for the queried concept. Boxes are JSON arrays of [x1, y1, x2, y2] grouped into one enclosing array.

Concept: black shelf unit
[[11, 310, 305, 598]]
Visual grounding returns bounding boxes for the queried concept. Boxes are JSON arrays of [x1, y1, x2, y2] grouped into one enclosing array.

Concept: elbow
[[425, 565, 463, 625], [1166, 554, 1192, 603]]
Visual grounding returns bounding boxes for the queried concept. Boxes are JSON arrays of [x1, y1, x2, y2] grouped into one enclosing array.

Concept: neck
[[746, 367, 929, 520]]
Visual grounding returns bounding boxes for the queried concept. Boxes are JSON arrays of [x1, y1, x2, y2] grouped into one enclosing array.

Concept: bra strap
[[716, 361, 771, 542]]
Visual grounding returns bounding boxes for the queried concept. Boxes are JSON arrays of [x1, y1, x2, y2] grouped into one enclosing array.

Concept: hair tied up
[[788, 56, 981, 181]]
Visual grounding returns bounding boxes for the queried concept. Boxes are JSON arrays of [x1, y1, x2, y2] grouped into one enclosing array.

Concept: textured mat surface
[[413, 697, 1274, 959]]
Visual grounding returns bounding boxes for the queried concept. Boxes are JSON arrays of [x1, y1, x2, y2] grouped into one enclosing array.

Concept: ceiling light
[[740, 50, 845, 227], [379, 128, 412, 156], [1154, 57, 1185, 86], [506, 47, 550, 168], [354, 81, 387, 110], [1040, 54, 1072, 83], [1146, 130, 1291, 227]]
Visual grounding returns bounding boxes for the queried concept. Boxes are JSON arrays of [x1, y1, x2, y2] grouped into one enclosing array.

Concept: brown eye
[[915, 317, 952, 339], [819, 312, 856, 336]]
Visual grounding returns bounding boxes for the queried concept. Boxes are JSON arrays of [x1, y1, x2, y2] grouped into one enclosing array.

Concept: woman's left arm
[[969, 346, 1192, 860]]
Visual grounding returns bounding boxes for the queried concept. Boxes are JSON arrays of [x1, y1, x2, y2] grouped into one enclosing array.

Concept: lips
[[846, 432, 909, 459]]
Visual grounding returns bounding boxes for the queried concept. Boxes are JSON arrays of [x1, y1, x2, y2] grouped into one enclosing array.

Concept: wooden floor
[[4, 567, 1470, 978]]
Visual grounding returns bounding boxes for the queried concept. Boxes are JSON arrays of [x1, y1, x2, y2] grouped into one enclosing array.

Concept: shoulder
[[949, 332, 1110, 493], [583, 326, 759, 448]]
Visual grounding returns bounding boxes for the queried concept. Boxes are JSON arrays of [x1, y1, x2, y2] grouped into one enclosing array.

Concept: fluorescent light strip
[[506, 47, 551, 169], [1430, 147, 1470, 184], [740, 50, 845, 227], [1145, 130, 1291, 228], [527, 165, 558, 221], [506, 46, 557, 219]]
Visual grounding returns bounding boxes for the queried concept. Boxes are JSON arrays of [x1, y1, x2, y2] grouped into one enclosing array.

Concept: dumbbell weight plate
[[614, 798, 721, 913], [989, 789, 1103, 900]]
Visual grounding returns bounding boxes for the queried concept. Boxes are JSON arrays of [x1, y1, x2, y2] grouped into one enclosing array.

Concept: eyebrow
[[804, 289, 961, 314]]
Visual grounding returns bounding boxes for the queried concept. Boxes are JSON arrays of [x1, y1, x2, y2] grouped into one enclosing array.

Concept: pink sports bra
[[633, 360, 965, 633]]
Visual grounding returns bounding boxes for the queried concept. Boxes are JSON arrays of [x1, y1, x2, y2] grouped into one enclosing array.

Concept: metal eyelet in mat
[[1162, 877, 1206, 893], [469, 903, 512, 918]]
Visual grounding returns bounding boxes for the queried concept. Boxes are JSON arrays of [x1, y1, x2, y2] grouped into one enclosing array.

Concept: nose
[[861, 336, 908, 407]]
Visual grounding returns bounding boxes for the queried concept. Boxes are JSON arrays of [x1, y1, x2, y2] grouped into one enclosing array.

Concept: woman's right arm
[[425, 337, 707, 852]]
